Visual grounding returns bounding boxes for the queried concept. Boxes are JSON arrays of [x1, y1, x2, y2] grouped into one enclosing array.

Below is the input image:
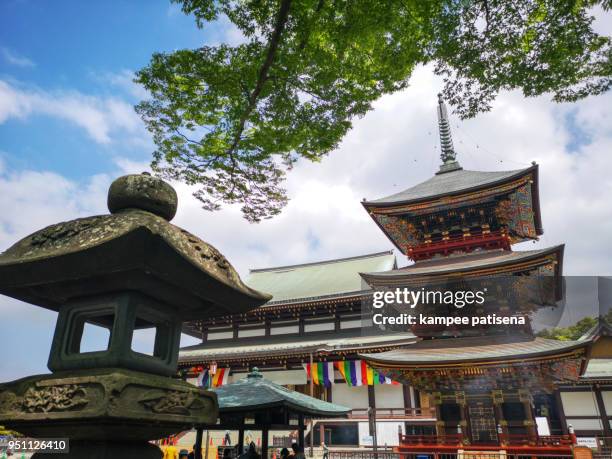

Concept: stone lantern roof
[[0, 173, 271, 318]]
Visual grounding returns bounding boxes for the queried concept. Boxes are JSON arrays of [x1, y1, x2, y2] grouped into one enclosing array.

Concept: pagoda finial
[[436, 93, 462, 174]]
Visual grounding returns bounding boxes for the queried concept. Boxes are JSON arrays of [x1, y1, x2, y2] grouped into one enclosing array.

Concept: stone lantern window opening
[[48, 291, 183, 377], [71, 310, 113, 354]]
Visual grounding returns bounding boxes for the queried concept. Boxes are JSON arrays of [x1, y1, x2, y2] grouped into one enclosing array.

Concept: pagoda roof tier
[[363, 165, 538, 208], [179, 332, 416, 365], [362, 164, 542, 256], [361, 334, 589, 368], [247, 251, 396, 306], [361, 245, 563, 286]]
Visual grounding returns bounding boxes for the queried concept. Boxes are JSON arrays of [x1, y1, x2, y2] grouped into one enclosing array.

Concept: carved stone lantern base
[[0, 368, 217, 458]]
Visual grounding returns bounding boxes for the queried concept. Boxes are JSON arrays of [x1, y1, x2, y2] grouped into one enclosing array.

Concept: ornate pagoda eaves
[[360, 335, 589, 369], [362, 165, 542, 255], [360, 245, 564, 286], [363, 165, 538, 209], [178, 333, 417, 364]]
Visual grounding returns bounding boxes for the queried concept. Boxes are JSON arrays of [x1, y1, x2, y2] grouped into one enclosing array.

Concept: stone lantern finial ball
[[107, 172, 178, 221]]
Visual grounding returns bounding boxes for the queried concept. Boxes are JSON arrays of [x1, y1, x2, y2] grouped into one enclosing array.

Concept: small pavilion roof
[[363, 165, 537, 207], [180, 332, 416, 364], [361, 335, 589, 368], [212, 368, 350, 417], [361, 245, 563, 283], [247, 251, 396, 305]]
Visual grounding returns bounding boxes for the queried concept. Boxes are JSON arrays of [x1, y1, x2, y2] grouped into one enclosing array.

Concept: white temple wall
[[332, 383, 369, 408], [374, 384, 404, 408], [560, 391, 599, 416], [304, 320, 335, 332], [270, 321, 299, 335], [231, 369, 307, 385], [564, 418, 603, 430]]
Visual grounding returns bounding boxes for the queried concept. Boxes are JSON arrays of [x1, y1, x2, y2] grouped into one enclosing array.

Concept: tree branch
[[226, 0, 293, 157]]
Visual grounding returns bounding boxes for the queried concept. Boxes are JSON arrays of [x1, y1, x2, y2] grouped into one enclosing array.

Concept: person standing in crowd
[[164, 439, 179, 459], [321, 442, 329, 459]]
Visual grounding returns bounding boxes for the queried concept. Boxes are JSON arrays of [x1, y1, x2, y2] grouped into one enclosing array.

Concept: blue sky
[[0, 0, 235, 378], [0, 0, 227, 178], [1, 2, 611, 381]]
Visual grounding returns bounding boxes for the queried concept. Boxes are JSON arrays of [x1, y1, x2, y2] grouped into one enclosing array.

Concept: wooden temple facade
[[179, 251, 438, 447], [179, 95, 612, 456]]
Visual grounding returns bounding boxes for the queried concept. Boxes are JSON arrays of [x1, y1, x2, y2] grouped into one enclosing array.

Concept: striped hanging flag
[[335, 360, 362, 386], [210, 368, 230, 387], [303, 362, 335, 387], [335, 360, 400, 386], [197, 369, 210, 388], [335, 361, 349, 385]]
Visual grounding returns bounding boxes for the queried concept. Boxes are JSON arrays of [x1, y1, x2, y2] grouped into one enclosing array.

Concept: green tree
[[537, 310, 612, 340], [136, 0, 612, 221]]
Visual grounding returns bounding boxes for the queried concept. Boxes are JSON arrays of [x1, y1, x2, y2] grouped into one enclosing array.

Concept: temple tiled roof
[[361, 335, 588, 367], [247, 251, 396, 305], [363, 166, 536, 206], [361, 246, 563, 280], [212, 368, 350, 417], [180, 333, 416, 363]]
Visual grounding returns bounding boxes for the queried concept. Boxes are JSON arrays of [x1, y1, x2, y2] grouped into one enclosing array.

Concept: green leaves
[[537, 310, 612, 341], [136, 0, 611, 221]]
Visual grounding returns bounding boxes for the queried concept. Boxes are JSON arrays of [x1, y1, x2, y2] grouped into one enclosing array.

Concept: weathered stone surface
[[0, 209, 270, 315], [108, 173, 178, 221], [0, 209, 249, 296], [0, 368, 217, 441]]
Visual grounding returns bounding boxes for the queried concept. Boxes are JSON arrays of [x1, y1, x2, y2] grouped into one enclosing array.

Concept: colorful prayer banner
[[211, 367, 230, 387], [197, 369, 210, 388], [197, 368, 230, 388], [303, 362, 335, 387], [334, 360, 399, 386]]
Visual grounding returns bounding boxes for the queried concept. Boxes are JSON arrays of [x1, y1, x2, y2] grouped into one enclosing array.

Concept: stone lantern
[[0, 173, 271, 458]]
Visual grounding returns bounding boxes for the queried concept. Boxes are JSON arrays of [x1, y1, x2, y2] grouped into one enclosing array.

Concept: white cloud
[[0, 80, 145, 144], [97, 69, 150, 100], [1, 66, 611, 276], [1, 47, 35, 68], [168, 65, 612, 277], [1, 65, 612, 381]]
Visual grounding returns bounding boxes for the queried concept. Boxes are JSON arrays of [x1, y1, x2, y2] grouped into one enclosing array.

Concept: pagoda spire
[[436, 93, 462, 174]]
